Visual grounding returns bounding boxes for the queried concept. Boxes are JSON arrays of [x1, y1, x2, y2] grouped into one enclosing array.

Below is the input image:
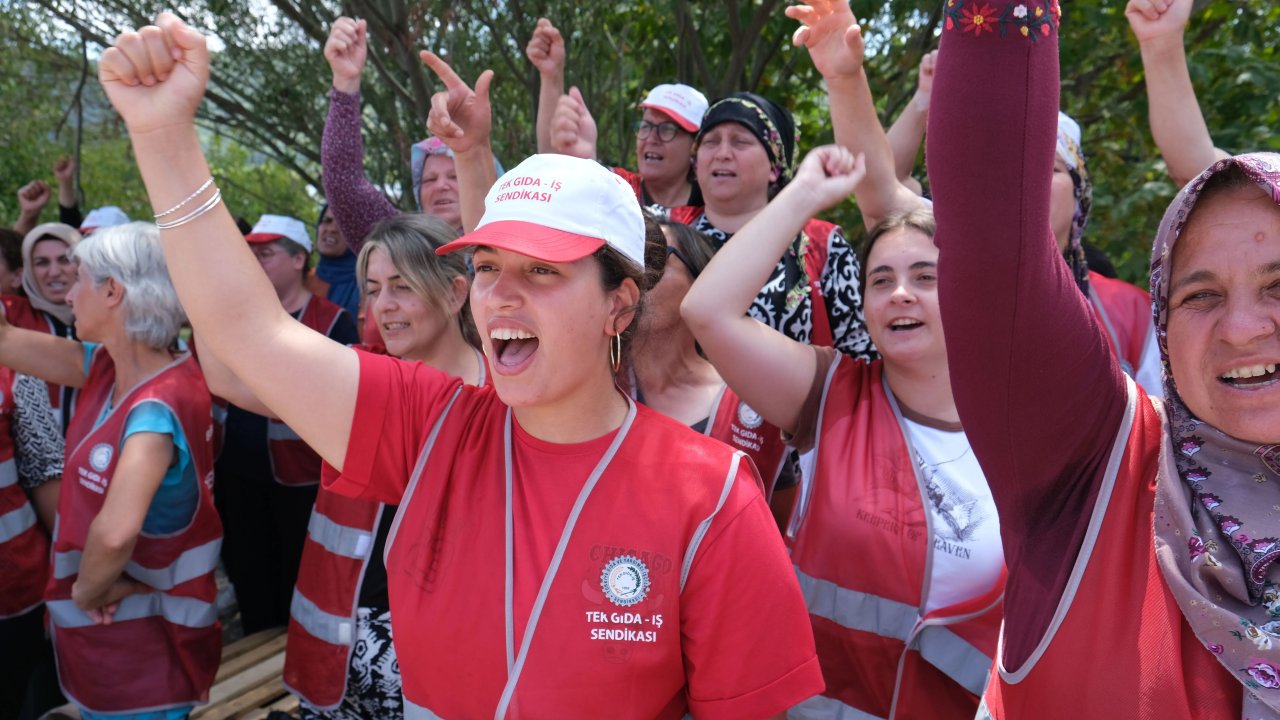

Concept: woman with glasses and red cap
[[98, 14, 825, 719], [531, 18, 708, 214]]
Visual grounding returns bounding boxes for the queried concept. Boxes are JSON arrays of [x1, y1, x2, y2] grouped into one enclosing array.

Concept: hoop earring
[[609, 333, 622, 374]]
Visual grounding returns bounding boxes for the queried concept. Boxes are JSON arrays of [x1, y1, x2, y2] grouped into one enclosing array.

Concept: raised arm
[[1126, 0, 1228, 187], [0, 312, 87, 389], [321, 17, 399, 252], [886, 50, 936, 184], [423, 51, 497, 234], [788, 0, 923, 229], [930, 1, 1125, 536], [683, 146, 864, 435], [53, 157, 82, 227], [99, 13, 358, 470], [526, 18, 565, 154]]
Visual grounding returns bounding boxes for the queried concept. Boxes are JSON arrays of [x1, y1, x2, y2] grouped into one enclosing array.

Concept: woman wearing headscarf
[[1053, 112, 1163, 397], [669, 92, 874, 360], [930, 2, 1280, 717], [10, 223, 82, 430]]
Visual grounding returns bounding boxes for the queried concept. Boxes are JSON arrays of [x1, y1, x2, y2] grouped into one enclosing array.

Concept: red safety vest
[[1088, 271, 1152, 380], [705, 384, 789, 501], [2, 294, 76, 422], [789, 356, 1004, 719], [46, 349, 222, 714], [284, 490, 385, 709], [267, 296, 343, 486], [207, 295, 345, 482], [979, 380, 1240, 719], [668, 209, 837, 348], [285, 349, 489, 708], [0, 367, 49, 619]]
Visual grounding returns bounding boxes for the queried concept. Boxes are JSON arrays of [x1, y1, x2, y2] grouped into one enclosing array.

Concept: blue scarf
[[315, 250, 360, 319]]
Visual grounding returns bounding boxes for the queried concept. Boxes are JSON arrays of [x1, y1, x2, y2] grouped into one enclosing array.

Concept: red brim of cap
[[639, 103, 699, 133], [244, 232, 285, 244], [435, 220, 605, 263]]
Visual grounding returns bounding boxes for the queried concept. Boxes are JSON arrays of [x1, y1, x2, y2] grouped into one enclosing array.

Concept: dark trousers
[[0, 606, 65, 720], [214, 473, 318, 634]]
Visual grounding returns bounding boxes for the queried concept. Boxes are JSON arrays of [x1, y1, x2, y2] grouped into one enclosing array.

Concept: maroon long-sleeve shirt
[[927, 12, 1129, 669], [321, 88, 400, 253]]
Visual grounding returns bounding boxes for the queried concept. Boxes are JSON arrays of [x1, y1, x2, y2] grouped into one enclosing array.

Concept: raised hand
[[17, 180, 52, 217], [916, 50, 938, 104], [326, 16, 367, 93], [1126, 0, 1192, 45], [421, 51, 494, 156], [53, 157, 76, 186], [549, 87, 597, 160], [786, 145, 866, 214], [786, 0, 865, 80], [98, 12, 209, 137], [525, 18, 565, 77]]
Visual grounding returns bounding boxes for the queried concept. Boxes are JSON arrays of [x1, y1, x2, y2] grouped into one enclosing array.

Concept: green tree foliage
[[4, 0, 1277, 284]]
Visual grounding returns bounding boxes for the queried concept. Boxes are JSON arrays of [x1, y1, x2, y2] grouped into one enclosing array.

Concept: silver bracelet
[[155, 189, 223, 230], [154, 177, 215, 219]]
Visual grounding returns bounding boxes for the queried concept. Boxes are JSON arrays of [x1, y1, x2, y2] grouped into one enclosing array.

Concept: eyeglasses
[[636, 120, 683, 142]]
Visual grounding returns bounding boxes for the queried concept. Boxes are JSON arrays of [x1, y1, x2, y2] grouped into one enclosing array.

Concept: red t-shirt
[[329, 350, 823, 718]]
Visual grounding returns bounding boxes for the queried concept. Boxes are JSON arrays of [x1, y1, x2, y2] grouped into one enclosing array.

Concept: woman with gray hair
[[0, 221, 222, 718]]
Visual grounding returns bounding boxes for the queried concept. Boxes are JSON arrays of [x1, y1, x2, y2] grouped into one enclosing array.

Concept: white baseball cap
[[639, 83, 709, 133], [245, 214, 312, 253], [436, 154, 645, 270], [79, 206, 130, 235]]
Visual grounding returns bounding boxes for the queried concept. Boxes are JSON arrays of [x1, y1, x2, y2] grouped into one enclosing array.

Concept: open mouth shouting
[[888, 317, 924, 332], [490, 326, 540, 374]]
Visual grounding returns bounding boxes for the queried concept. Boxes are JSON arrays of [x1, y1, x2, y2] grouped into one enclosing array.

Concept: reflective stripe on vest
[[404, 697, 446, 720], [267, 422, 301, 441], [307, 510, 373, 559], [53, 538, 221, 591], [0, 502, 37, 544], [0, 457, 18, 488], [47, 592, 217, 628], [796, 566, 991, 696], [916, 620, 992, 695], [290, 588, 354, 646], [791, 693, 887, 720], [796, 566, 917, 642]]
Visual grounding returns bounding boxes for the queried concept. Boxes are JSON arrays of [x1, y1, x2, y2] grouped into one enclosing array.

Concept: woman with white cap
[[530, 18, 708, 213], [99, 14, 825, 719]]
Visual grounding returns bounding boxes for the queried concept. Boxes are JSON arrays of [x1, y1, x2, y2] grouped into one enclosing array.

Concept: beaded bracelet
[[156, 189, 223, 230], [154, 177, 215, 219]]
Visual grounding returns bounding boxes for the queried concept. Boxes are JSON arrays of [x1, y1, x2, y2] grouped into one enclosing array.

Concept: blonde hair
[[357, 214, 478, 348]]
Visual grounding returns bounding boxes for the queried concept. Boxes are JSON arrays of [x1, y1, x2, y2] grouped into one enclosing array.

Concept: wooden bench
[[40, 628, 300, 720]]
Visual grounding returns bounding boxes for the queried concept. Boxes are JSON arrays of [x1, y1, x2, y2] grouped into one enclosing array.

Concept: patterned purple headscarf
[[1150, 153, 1280, 718]]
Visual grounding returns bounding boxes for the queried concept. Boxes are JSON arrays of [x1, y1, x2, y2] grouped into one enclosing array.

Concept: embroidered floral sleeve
[[944, 0, 1060, 40]]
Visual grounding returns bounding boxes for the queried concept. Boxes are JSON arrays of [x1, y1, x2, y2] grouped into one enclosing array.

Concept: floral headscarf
[[1057, 111, 1092, 295], [696, 93, 797, 195], [1150, 153, 1280, 717], [409, 137, 504, 213]]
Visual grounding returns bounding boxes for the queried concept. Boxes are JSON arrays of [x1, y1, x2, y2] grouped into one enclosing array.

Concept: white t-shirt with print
[[902, 418, 1004, 614]]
